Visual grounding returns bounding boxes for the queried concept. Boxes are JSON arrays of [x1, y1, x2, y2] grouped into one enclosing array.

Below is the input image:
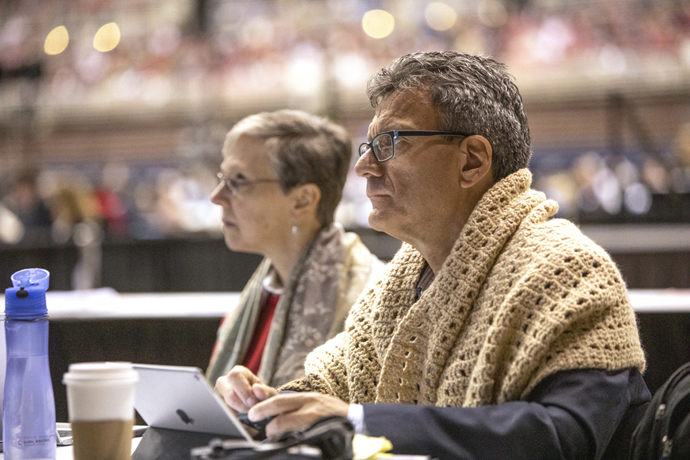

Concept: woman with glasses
[[206, 109, 384, 388]]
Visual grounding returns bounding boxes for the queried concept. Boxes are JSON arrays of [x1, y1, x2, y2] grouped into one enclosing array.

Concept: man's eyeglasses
[[358, 130, 471, 163], [216, 172, 281, 196]]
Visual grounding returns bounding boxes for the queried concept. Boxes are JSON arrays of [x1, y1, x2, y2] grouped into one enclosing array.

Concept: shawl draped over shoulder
[[281, 169, 646, 408]]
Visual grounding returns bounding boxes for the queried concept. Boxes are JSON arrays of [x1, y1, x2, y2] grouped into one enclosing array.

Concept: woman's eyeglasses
[[216, 172, 281, 196]]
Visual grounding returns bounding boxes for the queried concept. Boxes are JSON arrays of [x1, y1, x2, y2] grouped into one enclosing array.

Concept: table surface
[[0, 438, 142, 460], [42, 288, 690, 320], [0, 437, 430, 459]]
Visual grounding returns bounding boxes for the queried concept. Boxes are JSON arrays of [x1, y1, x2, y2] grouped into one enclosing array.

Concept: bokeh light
[[93, 22, 121, 52], [362, 9, 395, 39], [44, 26, 69, 55], [477, 0, 508, 28], [624, 183, 653, 215], [425, 2, 457, 31]]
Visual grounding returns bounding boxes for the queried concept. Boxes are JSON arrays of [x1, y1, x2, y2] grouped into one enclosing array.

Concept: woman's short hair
[[223, 109, 351, 226], [366, 51, 532, 182]]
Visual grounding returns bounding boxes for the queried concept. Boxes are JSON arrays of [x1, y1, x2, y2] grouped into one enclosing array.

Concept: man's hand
[[215, 365, 278, 413], [247, 392, 350, 439]]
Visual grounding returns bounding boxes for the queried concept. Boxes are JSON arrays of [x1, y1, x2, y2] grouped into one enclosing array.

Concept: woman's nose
[[210, 183, 227, 205]]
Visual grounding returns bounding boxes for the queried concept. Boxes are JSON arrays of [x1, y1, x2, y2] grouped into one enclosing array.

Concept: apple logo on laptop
[[176, 409, 194, 425]]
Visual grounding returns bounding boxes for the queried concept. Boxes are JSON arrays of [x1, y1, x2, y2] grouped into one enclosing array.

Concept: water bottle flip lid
[[11, 268, 50, 290], [6, 268, 50, 318]]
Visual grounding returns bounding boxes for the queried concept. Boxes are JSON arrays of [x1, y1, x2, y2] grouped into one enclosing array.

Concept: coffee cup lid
[[63, 362, 137, 383]]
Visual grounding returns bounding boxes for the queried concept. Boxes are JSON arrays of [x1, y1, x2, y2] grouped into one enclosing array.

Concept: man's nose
[[354, 149, 384, 178]]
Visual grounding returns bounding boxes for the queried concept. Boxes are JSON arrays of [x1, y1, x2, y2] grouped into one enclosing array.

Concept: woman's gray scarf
[[207, 223, 374, 387]]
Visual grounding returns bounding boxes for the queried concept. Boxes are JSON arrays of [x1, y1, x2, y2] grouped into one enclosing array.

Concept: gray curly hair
[[366, 51, 531, 181]]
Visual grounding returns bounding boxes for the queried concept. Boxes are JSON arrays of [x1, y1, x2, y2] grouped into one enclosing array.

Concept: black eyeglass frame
[[216, 172, 281, 196], [358, 130, 472, 162]]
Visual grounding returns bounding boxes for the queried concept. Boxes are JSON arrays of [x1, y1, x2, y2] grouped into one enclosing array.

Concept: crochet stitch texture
[[282, 169, 646, 408]]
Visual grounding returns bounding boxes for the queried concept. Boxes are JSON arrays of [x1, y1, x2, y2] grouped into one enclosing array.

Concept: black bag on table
[[190, 415, 354, 460], [631, 362, 690, 460]]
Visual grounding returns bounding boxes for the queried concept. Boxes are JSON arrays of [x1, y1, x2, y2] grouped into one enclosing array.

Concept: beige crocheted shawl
[[282, 169, 646, 408]]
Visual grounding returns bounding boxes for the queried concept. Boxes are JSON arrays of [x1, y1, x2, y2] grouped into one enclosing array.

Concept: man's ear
[[459, 135, 493, 188], [290, 183, 321, 218]]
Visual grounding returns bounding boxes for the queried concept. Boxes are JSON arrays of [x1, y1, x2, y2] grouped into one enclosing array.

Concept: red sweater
[[241, 292, 280, 374]]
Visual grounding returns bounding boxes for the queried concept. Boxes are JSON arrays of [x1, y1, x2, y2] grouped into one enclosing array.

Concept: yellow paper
[[353, 434, 394, 459]]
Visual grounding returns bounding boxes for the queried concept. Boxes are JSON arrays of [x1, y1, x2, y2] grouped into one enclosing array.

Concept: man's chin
[[368, 211, 393, 235]]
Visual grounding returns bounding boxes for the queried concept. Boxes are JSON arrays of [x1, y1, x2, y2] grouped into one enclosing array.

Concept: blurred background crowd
[[1, 0, 690, 249]]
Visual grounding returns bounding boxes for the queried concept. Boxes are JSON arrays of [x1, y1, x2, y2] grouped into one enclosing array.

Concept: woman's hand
[[247, 392, 350, 439], [215, 365, 278, 413]]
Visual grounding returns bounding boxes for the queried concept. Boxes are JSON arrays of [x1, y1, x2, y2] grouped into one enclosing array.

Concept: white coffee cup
[[63, 362, 138, 460]]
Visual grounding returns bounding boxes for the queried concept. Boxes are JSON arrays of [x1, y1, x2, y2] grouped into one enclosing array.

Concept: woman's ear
[[459, 135, 493, 189], [290, 183, 321, 218]]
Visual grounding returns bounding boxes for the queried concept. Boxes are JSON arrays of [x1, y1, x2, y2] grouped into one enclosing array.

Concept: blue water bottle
[[3, 268, 56, 460]]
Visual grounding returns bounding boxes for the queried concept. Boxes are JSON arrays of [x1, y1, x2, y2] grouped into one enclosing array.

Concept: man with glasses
[[216, 52, 649, 459]]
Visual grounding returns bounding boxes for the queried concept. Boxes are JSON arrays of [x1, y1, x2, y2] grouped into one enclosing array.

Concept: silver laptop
[[132, 364, 256, 441]]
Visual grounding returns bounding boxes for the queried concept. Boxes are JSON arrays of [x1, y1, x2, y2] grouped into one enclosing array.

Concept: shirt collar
[[262, 266, 284, 295], [416, 262, 435, 300]]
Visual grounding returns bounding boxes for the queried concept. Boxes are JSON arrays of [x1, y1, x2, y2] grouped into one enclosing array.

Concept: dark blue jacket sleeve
[[361, 368, 651, 460]]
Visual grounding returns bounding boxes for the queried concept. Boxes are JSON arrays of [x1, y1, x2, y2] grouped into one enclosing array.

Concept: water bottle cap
[[6, 268, 50, 319], [11, 268, 50, 290]]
